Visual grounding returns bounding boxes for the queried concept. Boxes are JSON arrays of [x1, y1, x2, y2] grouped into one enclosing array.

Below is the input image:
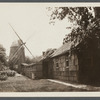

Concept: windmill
[[9, 24, 34, 71]]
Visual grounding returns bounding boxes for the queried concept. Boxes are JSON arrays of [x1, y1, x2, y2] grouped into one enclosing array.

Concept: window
[[55, 61, 59, 71], [56, 62, 59, 68], [66, 60, 69, 66], [66, 54, 69, 66]]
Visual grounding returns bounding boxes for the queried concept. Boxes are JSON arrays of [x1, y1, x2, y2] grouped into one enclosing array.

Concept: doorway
[[43, 61, 48, 78]]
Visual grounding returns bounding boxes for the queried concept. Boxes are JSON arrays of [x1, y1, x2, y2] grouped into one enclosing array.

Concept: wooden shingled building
[[51, 41, 79, 82], [42, 33, 100, 84]]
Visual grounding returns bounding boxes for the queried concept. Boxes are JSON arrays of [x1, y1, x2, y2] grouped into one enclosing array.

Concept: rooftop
[[52, 41, 72, 57], [52, 41, 78, 58], [11, 40, 22, 47]]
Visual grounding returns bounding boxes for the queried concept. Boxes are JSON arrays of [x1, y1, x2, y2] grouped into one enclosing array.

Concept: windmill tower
[[9, 24, 34, 72], [9, 40, 25, 71]]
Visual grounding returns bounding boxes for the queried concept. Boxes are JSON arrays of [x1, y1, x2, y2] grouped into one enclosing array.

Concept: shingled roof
[[52, 41, 78, 57]]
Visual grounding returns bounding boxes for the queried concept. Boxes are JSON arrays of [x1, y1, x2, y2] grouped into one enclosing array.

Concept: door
[[43, 61, 48, 78]]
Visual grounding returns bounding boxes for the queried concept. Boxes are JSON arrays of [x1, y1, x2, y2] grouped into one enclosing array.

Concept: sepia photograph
[[0, 3, 100, 95]]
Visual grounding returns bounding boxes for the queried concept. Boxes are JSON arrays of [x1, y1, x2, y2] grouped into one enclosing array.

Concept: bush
[[0, 71, 8, 80], [7, 71, 16, 77]]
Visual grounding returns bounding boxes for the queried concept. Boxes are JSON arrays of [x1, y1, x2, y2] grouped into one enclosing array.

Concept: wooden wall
[[21, 62, 43, 79], [52, 52, 79, 82], [42, 58, 54, 79]]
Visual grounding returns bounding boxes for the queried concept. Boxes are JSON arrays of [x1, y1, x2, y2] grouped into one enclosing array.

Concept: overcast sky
[[0, 3, 72, 57]]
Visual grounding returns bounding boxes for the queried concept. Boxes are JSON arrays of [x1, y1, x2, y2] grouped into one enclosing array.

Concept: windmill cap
[[11, 40, 22, 47]]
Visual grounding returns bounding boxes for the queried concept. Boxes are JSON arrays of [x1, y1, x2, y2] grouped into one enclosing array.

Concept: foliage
[[25, 56, 43, 63], [49, 7, 100, 51], [0, 44, 7, 66], [32, 56, 43, 63], [49, 7, 100, 83], [25, 56, 32, 64], [0, 71, 8, 80], [7, 70, 16, 77]]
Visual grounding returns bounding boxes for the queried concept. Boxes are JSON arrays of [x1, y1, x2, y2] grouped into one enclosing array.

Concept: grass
[[0, 74, 99, 92]]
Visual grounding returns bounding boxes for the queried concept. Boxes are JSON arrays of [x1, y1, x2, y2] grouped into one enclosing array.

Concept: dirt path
[[48, 79, 100, 91]]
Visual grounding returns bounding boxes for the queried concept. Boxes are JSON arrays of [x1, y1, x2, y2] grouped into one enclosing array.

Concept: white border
[[0, 3, 99, 7], [0, 92, 100, 97], [0, 3, 100, 97]]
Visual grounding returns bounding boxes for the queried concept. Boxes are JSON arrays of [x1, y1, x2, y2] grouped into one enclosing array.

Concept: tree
[[49, 7, 100, 83], [49, 7, 100, 52], [49, 7, 94, 42], [32, 56, 43, 63], [0, 44, 7, 68], [25, 56, 32, 64], [25, 56, 43, 64]]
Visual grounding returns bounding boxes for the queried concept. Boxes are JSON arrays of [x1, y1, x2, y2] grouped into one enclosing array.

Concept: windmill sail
[[9, 23, 34, 58]]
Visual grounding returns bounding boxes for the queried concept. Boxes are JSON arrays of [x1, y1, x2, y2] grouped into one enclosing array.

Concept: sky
[[0, 3, 72, 58]]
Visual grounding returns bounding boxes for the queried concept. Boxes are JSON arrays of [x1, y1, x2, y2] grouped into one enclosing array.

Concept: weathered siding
[[53, 52, 79, 82], [35, 62, 43, 78], [48, 59, 54, 78], [42, 58, 54, 79], [21, 62, 43, 79]]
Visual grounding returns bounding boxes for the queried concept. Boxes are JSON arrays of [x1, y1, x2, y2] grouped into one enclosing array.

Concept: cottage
[[42, 37, 100, 84], [52, 41, 79, 82]]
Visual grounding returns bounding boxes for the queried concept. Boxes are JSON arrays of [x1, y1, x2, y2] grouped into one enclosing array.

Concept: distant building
[[9, 40, 25, 72], [20, 62, 43, 79]]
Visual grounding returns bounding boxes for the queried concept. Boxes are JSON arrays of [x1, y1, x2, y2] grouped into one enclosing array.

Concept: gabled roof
[[52, 41, 72, 57], [52, 41, 78, 58]]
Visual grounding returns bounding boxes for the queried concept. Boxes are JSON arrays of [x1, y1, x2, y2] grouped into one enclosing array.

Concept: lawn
[[0, 73, 99, 92]]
